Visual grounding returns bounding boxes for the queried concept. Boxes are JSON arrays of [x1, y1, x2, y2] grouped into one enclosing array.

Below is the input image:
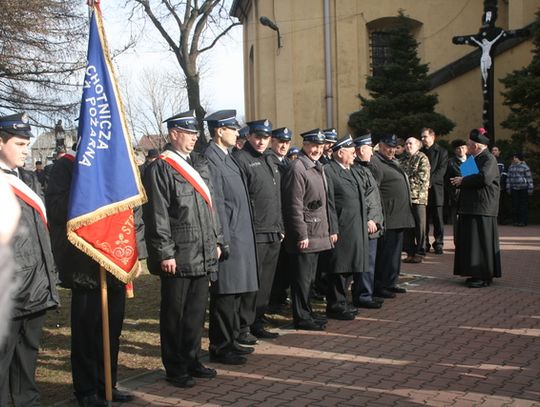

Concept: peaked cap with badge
[[164, 110, 199, 133], [271, 127, 292, 141], [300, 129, 326, 144], [204, 110, 241, 131], [247, 119, 272, 136], [353, 134, 373, 147], [331, 135, 355, 151], [322, 128, 338, 143], [0, 112, 33, 138]]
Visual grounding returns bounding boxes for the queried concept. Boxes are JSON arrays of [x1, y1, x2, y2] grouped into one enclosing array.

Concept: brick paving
[[87, 225, 540, 406]]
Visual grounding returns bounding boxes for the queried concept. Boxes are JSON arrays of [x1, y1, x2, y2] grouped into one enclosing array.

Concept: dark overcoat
[[281, 152, 337, 254], [454, 148, 501, 279], [352, 160, 384, 239], [204, 142, 258, 294], [10, 169, 59, 318], [421, 143, 448, 206], [369, 152, 415, 230], [325, 161, 369, 274], [143, 147, 220, 277]]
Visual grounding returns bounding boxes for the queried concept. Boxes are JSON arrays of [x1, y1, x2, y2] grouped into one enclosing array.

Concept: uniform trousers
[[251, 240, 281, 331], [71, 286, 125, 399], [405, 204, 427, 256], [269, 244, 290, 307], [160, 275, 208, 378], [0, 310, 46, 407], [209, 292, 245, 356], [326, 273, 353, 312], [374, 229, 404, 291], [426, 199, 444, 250], [352, 238, 378, 301], [290, 252, 320, 324]]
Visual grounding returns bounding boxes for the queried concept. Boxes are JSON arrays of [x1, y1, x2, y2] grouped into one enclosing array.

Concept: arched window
[[367, 16, 422, 76]]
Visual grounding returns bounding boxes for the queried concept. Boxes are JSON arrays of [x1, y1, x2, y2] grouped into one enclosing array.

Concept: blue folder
[[460, 155, 479, 176]]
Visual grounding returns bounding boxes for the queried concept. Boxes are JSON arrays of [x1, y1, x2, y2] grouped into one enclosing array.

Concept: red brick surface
[[103, 226, 540, 406]]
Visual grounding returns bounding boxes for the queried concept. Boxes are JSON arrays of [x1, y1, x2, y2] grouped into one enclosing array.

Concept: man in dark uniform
[[0, 113, 60, 407], [282, 129, 338, 331], [203, 110, 259, 365], [451, 129, 501, 287], [421, 128, 448, 254], [352, 134, 385, 309], [234, 126, 249, 151], [370, 134, 415, 299], [324, 135, 368, 320], [139, 148, 159, 178], [46, 145, 146, 407], [143, 111, 221, 388], [233, 119, 283, 340], [319, 128, 337, 165], [267, 127, 293, 312]]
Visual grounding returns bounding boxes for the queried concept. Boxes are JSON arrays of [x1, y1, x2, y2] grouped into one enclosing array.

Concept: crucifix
[[452, 0, 528, 143]]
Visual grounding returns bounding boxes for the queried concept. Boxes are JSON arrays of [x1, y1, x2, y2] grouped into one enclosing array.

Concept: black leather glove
[[219, 244, 230, 262]]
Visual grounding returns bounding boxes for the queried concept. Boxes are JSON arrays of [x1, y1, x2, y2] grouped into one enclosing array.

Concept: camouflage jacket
[[399, 151, 431, 205]]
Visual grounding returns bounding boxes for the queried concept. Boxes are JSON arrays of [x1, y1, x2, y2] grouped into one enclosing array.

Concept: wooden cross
[[452, 0, 528, 143]]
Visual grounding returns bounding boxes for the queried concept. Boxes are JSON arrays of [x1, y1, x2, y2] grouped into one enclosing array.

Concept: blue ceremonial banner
[[67, 6, 146, 283]]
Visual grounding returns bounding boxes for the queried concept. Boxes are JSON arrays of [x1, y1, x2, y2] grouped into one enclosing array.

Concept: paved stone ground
[[110, 225, 540, 406]]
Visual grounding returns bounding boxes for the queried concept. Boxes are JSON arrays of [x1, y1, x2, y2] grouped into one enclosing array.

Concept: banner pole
[[100, 266, 113, 406]]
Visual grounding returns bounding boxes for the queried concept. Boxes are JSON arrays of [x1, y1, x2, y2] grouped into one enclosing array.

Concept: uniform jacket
[[233, 141, 283, 239], [9, 169, 59, 318], [45, 156, 147, 290], [444, 155, 466, 208], [369, 152, 415, 230], [399, 151, 431, 205], [421, 143, 448, 206], [281, 151, 337, 254], [267, 149, 291, 177], [352, 160, 384, 239], [325, 160, 369, 274], [204, 142, 258, 294], [143, 147, 220, 277], [458, 148, 500, 217]]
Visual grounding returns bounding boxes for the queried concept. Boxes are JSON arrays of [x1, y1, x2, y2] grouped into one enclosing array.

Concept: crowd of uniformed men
[[0, 109, 501, 407]]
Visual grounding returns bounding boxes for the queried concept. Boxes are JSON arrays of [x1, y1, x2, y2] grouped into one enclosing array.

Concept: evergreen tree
[[348, 12, 454, 139], [500, 10, 540, 148]]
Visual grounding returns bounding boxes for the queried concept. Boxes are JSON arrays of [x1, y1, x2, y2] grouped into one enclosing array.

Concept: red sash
[[160, 151, 213, 208], [4, 173, 48, 226]]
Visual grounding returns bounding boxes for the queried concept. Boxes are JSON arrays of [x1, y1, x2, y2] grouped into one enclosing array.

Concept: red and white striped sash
[[160, 151, 213, 208], [4, 173, 48, 226]]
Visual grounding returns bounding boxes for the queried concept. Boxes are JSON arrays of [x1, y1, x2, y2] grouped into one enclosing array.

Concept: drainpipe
[[323, 0, 334, 128]]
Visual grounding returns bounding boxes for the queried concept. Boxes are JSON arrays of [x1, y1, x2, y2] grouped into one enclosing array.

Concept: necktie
[[186, 155, 192, 165]]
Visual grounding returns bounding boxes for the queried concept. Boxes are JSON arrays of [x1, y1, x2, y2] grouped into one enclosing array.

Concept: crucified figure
[[469, 30, 505, 86]]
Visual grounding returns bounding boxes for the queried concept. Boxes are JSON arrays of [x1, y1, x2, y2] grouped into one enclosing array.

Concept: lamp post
[[260, 16, 283, 48]]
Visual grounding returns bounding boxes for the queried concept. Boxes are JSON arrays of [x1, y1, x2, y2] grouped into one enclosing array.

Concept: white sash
[[4, 173, 48, 225], [160, 150, 213, 208]]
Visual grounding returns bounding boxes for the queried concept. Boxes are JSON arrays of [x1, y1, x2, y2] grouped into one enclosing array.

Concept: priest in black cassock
[[451, 128, 501, 288]]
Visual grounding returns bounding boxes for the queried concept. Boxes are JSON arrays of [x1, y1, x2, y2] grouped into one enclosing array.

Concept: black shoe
[[387, 286, 407, 294], [77, 394, 107, 407], [311, 312, 328, 322], [354, 300, 382, 309], [237, 332, 258, 345], [166, 374, 195, 388], [294, 320, 326, 331], [374, 289, 396, 299], [347, 305, 359, 315], [326, 310, 356, 320], [373, 297, 385, 304], [434, 247, 444, 255], [468, 279, 490, 288], [97, 388, 135, 403], [252, 327, 279, 339], [232, 343, 255, 355], [465, 277, 475, 283], [210, 352, 247, 365], [189, 364, 217, 378]]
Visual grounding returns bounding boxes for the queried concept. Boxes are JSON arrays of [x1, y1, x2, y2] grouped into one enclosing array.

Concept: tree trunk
[[185, 72, 208, 152]]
